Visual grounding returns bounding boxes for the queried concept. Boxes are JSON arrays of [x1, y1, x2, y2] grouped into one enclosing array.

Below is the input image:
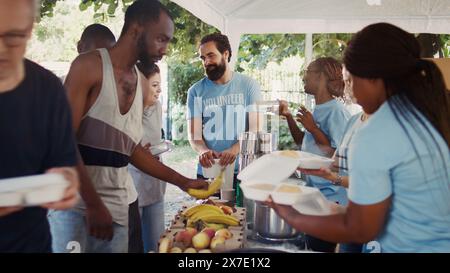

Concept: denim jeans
[[139, 200, 165, 253], [48, 209, 128, 253]]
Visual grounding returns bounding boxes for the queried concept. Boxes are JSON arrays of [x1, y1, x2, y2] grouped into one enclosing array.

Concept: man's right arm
[[64, 54, 113, 241]]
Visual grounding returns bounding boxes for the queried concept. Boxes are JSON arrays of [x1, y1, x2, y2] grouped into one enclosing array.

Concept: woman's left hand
[[296, 106, 318, 132]]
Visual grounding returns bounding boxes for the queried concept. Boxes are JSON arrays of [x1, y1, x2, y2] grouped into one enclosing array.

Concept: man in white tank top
[[50, 0, 208, 253]]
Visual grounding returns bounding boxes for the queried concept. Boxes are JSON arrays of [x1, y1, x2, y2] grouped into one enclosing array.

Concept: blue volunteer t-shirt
[[187, 72, 262, 175], [348, 100, 450, 253], [0, 60, 77, 253], [301, 99, 351, 204]]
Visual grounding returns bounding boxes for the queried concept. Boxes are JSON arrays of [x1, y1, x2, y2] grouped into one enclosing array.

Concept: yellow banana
[[199, 214, 240, 226], [187, 171, 223, 199], [203, 222, 227, 231], [189, 210, 224, 222], [182, 204, 223, 217]]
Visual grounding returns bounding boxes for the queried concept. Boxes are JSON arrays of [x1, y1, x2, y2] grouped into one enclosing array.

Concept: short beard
[[206, 58, 226, 81], [137, 34, 153, 67]]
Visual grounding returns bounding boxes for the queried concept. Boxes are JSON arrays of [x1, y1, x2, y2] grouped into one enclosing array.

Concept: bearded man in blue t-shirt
[[187, 33, 262, 198]]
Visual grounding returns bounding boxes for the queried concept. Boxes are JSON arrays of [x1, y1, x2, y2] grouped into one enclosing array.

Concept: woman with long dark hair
[[267, 23, 450, 252]]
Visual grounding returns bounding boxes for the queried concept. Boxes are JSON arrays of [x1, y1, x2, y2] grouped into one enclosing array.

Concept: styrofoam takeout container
[[239, 181, 278, 202], [0, 173, 69, 207], [297, 151, 334, 169], [271, 183, 319, 205], [238, 149, 335, 212]]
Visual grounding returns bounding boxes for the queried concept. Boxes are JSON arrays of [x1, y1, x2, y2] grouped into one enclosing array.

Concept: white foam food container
[[292, 191, 332, 216], [238, 151, 302, 203], [297, 151, 334, 170], [237, 151, 301, 183], [271, 183, 319, 205], [238, 150, 334, 209], [239, 181, 278, 202], [0, 173, 69, 207]]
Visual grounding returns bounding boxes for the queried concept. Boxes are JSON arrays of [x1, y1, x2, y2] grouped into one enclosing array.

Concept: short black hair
[[80, 24, 116, 44], [121, 0, 173, 36], [200, 33, 232, 62], [137, 62, 160, 78]]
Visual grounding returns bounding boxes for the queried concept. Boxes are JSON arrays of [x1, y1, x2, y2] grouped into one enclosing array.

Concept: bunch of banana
[[187, 171, 223, 199], [182, 204, 223, 217], [202, 221, 226, 231], [200, 214, 240, 226], [182, 203, 240, 228], [185, 205, 225, 227]]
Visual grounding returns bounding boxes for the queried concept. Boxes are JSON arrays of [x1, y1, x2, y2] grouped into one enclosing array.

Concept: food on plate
[[276, 184, 302, 193], [279, 150, 299, 158]]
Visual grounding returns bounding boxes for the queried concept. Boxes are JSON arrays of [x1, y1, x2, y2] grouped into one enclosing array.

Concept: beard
[[137, 34, 159, 67], [205, 57, 226, 81]]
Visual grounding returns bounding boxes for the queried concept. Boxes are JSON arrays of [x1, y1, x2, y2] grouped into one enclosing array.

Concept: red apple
[[201, 227, 216, 239], [185, 227, 198, 236], [215, 228, 233, 239], [175, 227, 198, 247], [192, 232, 211, 250]]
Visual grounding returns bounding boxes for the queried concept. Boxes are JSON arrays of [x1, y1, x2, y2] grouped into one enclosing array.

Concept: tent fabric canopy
[[170, 0, 450, 66]]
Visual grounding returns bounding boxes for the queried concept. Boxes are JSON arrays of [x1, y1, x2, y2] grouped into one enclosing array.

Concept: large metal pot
[[253, 201, 299, 239]]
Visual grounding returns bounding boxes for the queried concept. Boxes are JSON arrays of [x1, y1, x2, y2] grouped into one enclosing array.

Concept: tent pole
[[227, 31, 242, 70], [305, 33, 313, 65], [305, 33, 314, 108]]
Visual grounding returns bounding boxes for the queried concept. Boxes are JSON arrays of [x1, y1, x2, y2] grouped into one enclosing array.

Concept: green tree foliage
[[38, 1, 450, 145]]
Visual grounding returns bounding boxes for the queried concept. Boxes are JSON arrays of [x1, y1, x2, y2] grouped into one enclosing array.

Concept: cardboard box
[[429, 58, 450, 91]]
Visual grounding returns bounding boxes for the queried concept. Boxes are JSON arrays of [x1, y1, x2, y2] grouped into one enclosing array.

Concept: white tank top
[[75, 48, 143, 226]]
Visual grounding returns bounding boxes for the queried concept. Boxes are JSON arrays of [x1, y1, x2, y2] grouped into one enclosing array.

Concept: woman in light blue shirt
[[279, 57, 351, 252], [279, 57, 351, 205], [268, 23, 450, 253]]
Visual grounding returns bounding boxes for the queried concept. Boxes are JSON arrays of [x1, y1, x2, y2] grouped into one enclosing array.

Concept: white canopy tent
[[170, 0, 450, 66]]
